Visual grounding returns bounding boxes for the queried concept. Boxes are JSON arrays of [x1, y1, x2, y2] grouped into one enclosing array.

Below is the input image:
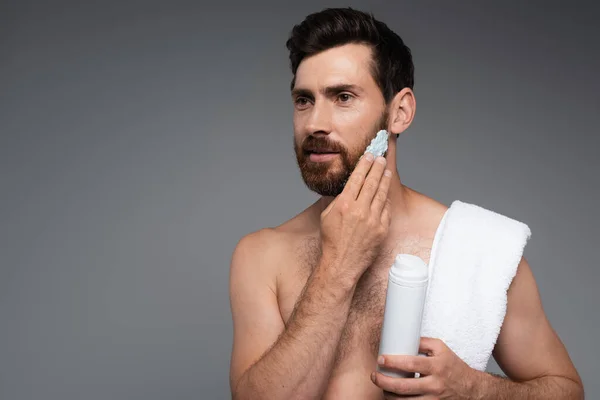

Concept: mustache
[[301, 135, 346, 153]]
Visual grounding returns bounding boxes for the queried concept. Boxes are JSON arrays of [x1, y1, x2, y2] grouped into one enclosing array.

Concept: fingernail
[[365, 152, 374, 161], [376, 156, 386, 164], [371, 372, 376, 382], [377, 355, 384, 365]]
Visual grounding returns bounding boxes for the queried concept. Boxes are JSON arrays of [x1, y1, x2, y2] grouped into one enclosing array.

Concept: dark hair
[[285, 7, 414, 103]]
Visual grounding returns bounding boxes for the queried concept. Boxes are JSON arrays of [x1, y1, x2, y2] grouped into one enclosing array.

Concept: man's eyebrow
[[291, 84, 364, 98], [290, 87, 312, 98]]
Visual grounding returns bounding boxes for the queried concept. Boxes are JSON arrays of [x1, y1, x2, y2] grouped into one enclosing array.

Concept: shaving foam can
[[377, 254, 429, 378]]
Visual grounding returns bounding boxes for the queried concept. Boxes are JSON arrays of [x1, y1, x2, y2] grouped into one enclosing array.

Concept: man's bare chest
[[276, 234, 435, 361]]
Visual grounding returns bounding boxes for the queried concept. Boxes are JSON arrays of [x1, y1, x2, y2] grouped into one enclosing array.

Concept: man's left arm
[[372, 256, 584, 399], [476, 256, 583, 399]]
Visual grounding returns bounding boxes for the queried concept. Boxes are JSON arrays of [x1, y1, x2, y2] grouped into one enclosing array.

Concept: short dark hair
[[285, 7, 414, 103]]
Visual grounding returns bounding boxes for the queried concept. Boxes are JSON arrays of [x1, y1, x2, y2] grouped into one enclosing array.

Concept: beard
[[294, 110, 389, 197]]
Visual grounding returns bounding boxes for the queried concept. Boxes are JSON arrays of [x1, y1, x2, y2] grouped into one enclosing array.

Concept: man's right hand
[[319, 152, 393, 283]]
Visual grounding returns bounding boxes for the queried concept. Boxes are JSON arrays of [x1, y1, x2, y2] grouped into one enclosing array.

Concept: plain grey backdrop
[[1, 0, 598, 399]]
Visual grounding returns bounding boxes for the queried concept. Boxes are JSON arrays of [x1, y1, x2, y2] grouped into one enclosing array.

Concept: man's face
[[292, 43, 388, 197]]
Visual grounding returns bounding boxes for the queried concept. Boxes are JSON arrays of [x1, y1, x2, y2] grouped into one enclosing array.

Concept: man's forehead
[[294, 43, 375, 89]]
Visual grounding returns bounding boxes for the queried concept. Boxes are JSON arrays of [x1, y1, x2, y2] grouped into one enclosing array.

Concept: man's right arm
[[229, 230, 357, 400], [229, 153, 392, 400]]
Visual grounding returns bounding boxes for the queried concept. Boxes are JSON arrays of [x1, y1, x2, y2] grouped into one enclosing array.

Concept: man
[[228, 7, 583, 400]]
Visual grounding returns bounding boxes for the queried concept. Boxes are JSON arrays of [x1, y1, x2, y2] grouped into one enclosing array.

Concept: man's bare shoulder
[[407, 188, 448, 215], [230, 201, 321, 276], [403, 188, 449, 232]]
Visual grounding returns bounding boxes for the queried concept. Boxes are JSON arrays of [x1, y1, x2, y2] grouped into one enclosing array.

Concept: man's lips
[[305, 150, 339, 162], [304, 148, 339, 154]]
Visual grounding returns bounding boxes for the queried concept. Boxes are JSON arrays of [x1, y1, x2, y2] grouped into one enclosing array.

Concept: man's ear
[[388, 88, 416, 137]]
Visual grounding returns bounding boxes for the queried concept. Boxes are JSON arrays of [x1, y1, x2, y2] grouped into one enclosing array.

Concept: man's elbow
[[562, 365, 585, 400], [230, 376, 248, 400], [539, 373, 584, 400], [564, 375, 585, 400]]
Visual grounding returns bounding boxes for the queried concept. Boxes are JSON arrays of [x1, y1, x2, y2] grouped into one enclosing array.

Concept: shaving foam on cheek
[[343, 130, 389, 188], [363, 130, 389, 158]]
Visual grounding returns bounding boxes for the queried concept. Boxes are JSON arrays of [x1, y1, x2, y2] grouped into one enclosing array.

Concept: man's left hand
[[371, 337, 481, 399]]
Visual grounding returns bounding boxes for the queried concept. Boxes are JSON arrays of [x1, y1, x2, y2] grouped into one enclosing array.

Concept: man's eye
[[338, 93, 353, 103], [295, 97, 310, 107]]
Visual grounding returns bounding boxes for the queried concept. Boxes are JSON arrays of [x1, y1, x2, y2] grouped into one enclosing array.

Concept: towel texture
[[420, 200, 532, 371]]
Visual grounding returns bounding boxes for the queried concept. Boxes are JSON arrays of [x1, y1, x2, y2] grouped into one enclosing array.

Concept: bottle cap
[[388, 254, 429, 287]]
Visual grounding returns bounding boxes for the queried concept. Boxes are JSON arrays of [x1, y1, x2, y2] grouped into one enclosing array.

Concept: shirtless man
[[228, 7, 583, 399]]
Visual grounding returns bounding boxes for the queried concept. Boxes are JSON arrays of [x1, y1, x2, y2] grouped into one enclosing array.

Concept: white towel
[[420, 200, 532, 371]]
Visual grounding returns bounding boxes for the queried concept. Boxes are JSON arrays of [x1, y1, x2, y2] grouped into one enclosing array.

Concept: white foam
[[364, 130, 388, 158]]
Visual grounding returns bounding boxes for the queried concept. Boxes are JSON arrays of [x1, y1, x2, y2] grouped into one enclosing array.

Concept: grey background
[[1, 0, 598, 399]]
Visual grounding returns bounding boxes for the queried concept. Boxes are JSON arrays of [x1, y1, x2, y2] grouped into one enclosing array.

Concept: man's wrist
[[315, 254, 360, 292], [470, 370, 523, 400], [468, 369, 496, 400]]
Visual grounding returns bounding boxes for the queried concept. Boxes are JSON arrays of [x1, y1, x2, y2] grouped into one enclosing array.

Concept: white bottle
[[377, 254, 429, 378]]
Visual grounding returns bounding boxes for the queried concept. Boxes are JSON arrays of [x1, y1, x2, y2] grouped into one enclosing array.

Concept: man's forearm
[[233, 260, 356, 400], [475, 371, 584, 400]]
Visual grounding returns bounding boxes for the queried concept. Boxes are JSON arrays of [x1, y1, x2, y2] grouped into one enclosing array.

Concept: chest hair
[[293, 236, 399, 364]]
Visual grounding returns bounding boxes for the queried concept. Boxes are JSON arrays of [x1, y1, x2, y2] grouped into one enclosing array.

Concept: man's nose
[[305, 101, 332, 135]]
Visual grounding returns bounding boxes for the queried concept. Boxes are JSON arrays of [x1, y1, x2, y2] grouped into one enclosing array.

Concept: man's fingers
[[357, 156, 386, 205], [383, 393, 436, 400], [371, 169, 392, 214], [343, 152, 375, 200], [418, 337, 444, 356], [373, 372, 436, 396], [381, 197, 392, 227], [379, 354, 434, 376], [384, 394, 437, 400]]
